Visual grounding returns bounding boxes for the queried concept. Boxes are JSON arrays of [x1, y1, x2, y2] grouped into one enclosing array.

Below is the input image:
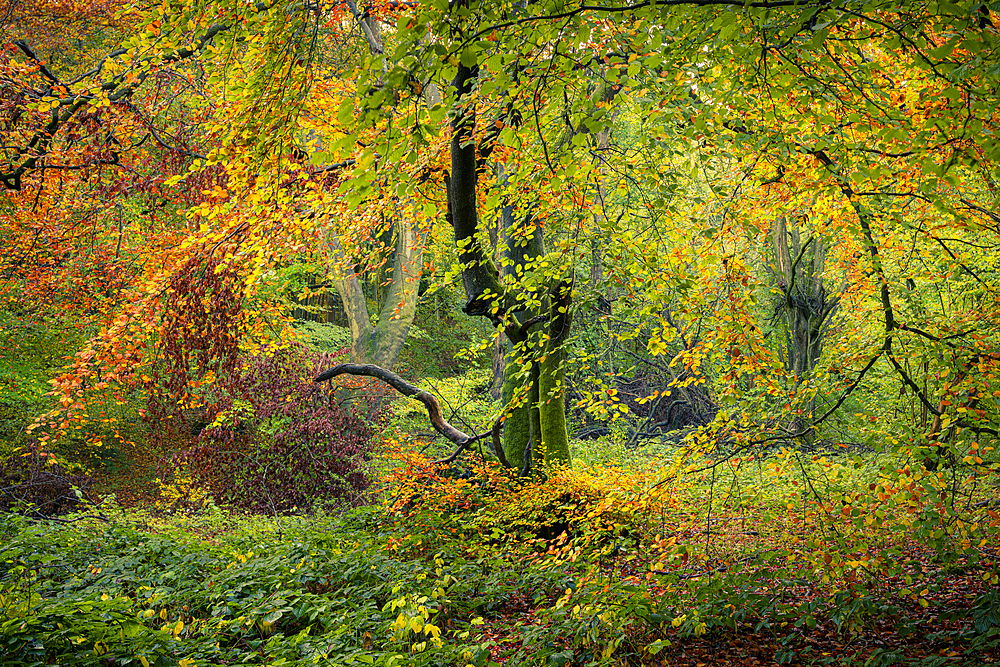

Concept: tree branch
[[14, 40, 60, 85], [315, 363, 517, 468], [1, 5, 271, 190], [315, 363, 473, 446]]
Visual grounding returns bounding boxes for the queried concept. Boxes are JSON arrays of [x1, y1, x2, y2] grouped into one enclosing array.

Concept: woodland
[[2, 0, 1000, 665]]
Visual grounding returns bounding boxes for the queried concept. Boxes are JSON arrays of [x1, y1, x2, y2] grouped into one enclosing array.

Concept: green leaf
[[337, 98, 354, 126], [460, 49, 478, 68]]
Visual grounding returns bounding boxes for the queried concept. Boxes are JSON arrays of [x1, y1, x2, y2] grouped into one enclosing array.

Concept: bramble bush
[[179, 344, 385, 514]]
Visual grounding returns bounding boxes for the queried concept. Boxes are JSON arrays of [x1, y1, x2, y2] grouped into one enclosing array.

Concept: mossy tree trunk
[[497, 211, 543, 472], [447, 62, 572, 472]]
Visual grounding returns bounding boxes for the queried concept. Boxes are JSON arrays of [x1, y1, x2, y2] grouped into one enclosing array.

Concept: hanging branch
[[1, 3, 274, 190], [314, 363, 513, 468]]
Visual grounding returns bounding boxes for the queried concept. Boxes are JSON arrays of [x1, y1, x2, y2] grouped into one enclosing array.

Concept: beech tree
[[4, 0, 999, 479], [324, 0, 1000, 472], [315, 0, 440, 369]]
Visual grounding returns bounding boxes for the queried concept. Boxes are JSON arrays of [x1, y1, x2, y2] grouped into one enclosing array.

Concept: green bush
[[0, 508, 496, 666]]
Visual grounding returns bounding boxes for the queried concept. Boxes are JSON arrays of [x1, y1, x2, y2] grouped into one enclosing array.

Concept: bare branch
[[315, 363, 476, 446], [315, 363, 517, 469]]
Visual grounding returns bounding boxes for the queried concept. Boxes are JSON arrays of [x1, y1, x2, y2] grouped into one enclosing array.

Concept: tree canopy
[[2, 0, 998, 521], [9, 0, 996, 458]]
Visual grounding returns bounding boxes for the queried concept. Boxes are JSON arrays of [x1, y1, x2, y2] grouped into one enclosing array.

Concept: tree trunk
[[327, 234, 376, 364], [369, 218, 427, 367], [317, 5, 436, 370], [771, 215, 840, 381], [325, 220, 426, 369], [447, 63, 504, 322], [538, 279, 573, 463], [447, 61, 570, 470]]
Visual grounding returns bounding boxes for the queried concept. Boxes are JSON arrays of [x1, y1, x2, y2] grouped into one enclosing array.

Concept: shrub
[[0, 443, 94, 516], [180, 345, 383, 514], [383, 449, 658, 557]]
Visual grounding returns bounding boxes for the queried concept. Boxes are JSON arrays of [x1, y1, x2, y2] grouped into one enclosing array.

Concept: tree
[[314, 0, 440, 369], [329, 0, 632, 470], [2, 0, 443, 445], [6, 0, 999, 486], [1, 0, 229, 450], [399, 0, 996, 463]]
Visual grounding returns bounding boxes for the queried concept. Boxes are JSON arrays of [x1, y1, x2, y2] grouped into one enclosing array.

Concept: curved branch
[[314, 363, 475, 445], [316, 363, 517, 468]]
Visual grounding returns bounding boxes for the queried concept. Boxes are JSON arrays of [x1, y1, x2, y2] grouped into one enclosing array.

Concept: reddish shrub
[[180, 345, 383, 514]]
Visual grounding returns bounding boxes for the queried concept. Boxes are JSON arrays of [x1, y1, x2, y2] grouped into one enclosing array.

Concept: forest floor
[[5, 432, 1000, 667]]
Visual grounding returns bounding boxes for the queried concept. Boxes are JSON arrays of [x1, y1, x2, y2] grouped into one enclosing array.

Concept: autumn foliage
[[2, 1, 1000, 665], [181, 345, 382, 513]]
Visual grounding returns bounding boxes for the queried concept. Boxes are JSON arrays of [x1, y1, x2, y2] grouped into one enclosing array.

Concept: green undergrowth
[[4, 442, 1000, 667], [0, 503, 667, 667], [388, 368, 498, 438]]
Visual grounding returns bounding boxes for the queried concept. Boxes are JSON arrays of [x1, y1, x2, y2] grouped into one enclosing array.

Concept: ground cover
[[3, 436, 999, 667]]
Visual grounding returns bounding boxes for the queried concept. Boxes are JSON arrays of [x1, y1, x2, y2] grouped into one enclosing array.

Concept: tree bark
[[445, 48, 571, 469], [498, 210, 546, 469], [370, 220, 428, 367], [326, 234, 377, 363], [771, 215, 840, 381], [538, 279, 573, 463], [447, 63, 504, 321]]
